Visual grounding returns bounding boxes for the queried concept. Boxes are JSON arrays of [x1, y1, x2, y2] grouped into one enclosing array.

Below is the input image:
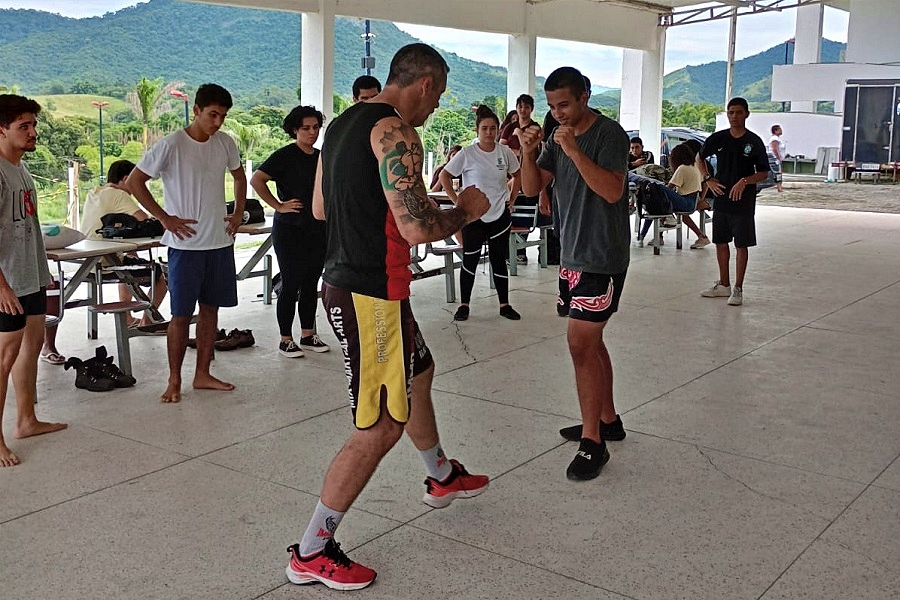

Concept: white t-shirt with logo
[[444, 143, 520, 223], [137, 129, 241, 250], [769, 135, 785, 162]]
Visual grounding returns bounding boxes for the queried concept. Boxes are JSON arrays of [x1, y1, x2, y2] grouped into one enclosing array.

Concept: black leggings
[[460, 211, 511, 305], [272, 220, 326, 336]]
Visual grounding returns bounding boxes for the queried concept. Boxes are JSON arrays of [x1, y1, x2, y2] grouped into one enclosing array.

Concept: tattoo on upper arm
[[377, 124, 467, 239]]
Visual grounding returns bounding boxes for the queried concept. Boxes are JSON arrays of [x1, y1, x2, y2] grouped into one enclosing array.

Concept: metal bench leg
[[539, 230, 548, 268], [112, 312, 134, 377], [676, 215, 684, 250], [263, 254, 273, 305], [508, 235, 518, 276], [443, 254, 457, 303], [653, 219, 660, 256]]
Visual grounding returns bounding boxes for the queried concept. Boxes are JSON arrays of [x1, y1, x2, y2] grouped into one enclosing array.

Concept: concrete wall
[[715, 111, 843, 159], [846, 0, 900, 64], [771, 63, 900, 112]]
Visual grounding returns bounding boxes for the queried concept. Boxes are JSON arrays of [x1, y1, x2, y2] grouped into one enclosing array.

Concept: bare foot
[[13, 419, 68, 439], [0, 443, 20, 467], [193, 374, 235, 391], [161, 382, 181, 403]]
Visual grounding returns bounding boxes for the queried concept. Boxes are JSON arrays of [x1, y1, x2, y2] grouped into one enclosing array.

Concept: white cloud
[[0, 0, 139, 17]]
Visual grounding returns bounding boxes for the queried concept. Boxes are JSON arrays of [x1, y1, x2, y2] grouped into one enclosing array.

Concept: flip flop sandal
[[40, 352, 66, 365]]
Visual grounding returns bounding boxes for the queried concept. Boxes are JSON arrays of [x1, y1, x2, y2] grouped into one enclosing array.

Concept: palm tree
[[223, 120, 269, 157], [128, 78, 182, 146]]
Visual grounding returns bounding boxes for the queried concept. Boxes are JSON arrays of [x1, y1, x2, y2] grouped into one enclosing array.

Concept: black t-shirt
[[700, 128, 769, 214], [627, 150, 654, 170], [321, 101, 411, 300], [257, 143, 321, 229]]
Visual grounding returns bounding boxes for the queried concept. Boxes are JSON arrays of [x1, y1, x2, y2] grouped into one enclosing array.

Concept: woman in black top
[[250, 106, 329, 358]]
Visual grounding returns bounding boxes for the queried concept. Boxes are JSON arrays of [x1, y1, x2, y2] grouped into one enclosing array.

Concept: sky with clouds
[[1, 0, 849, 90]]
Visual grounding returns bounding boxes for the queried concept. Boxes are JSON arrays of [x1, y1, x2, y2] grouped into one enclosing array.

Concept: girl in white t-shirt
[[769, 124, 784, 193], [439, 106, 522, 322]]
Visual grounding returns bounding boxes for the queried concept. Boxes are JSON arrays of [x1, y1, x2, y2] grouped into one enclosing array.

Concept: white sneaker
[[701, 280, 731, 298], [647, 233, 664, 247], [690, 237, 711, 249], [727, 286, 743, 306], [661, 217, 678, 228]]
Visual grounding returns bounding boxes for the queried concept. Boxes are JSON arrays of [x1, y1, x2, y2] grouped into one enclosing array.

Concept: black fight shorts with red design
[[559, 268, 626, 323]]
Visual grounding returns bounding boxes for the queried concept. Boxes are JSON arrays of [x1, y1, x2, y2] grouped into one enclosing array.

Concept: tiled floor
[[2, 205, 898, 600]]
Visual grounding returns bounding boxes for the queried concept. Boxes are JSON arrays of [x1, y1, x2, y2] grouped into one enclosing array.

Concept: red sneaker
[[285, 539, 377, 591], [422, 459, 489, 509]]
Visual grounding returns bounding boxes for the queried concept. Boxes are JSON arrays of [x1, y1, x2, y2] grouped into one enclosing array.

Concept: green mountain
[[0, 0, 509, 108], [595, 38, 845, 108], [0, 0, 846, 111]]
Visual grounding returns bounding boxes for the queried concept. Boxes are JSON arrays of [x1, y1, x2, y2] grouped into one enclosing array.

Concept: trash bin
[[827, 162, 848, 182]]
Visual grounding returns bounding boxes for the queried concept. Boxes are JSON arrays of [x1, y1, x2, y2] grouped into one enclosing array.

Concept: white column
[[301, 0, 335, 123], [725, 8, 737, 105], [507, 33, 537, 114], [791, 2, 823, 113], [619, 28, 664, 161]]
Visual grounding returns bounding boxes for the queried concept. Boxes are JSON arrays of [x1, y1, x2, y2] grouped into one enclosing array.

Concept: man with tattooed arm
[[281, 44, 491, 591]]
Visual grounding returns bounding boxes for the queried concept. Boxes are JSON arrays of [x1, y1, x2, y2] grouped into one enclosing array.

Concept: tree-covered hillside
[[0, 0, 512, 108]]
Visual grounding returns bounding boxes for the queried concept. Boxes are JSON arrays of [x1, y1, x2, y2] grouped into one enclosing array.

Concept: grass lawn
[[33, 94, 130, 119]]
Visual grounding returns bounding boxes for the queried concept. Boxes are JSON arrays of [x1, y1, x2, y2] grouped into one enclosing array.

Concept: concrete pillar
[[619, 27, 665, 162], [791, 1, 823, 113], [301, 0, 335, 123], [507, 33, 537, 115]]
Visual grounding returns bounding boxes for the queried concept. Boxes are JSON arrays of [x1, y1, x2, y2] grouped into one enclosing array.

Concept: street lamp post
[[91, 100, 110, 183], [170, 90, 190, 127]]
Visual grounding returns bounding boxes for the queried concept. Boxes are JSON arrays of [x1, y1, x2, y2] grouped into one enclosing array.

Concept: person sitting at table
[[439, 105, 522, 322], [250, 105, 329, 358], [429, 144, 462, 191], [80, 159, 168, 327], [631, 143, 710, 248], [628, 136, 655, 170]]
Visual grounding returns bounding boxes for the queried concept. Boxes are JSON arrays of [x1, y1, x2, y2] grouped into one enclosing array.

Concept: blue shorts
[[167, 246, 238, 317]]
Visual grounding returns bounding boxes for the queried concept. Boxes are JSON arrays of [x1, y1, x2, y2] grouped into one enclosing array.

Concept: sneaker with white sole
[[285, 539, 376, 591], [422, 459, 489, 508], [701, 280, 731, 298], [690, 237, 711, 249], [299, 334, 330, 353], [279, 340, 305, 358], [646, 233, 664, 248], [727, 286, 743, 306]]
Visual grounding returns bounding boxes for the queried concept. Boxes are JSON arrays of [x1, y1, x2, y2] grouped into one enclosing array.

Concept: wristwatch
[[703, 174, 712, 182]]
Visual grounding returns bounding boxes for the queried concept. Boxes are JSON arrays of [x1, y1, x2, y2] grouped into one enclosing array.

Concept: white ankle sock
[[298, 500, 345, 557], [419, 443, 453, 481]]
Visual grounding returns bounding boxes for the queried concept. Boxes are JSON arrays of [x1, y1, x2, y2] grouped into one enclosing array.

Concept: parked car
[[626, 127, 776, 189]]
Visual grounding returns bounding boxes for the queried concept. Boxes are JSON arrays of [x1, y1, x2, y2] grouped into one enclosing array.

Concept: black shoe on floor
[[559, 415, 626, 442], [453, 305, 469, 321], [566, 438, 610, 481], [499, 305, 521, 320]]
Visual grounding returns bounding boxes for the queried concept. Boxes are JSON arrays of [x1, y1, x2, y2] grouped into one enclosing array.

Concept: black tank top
[[321, 102, 412, 300]]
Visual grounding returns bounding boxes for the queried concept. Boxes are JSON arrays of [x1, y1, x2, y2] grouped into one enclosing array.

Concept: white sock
[[419, 443, 453, 481], [298, 500, 345, 557]]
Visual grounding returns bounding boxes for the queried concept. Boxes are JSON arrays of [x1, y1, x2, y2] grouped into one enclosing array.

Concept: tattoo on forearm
[[379, 123, 468, 239]]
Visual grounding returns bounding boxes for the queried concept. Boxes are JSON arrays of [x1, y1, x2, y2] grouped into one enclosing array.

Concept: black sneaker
[[453, 305, 469, 321], [559, 415, 626, 442], [499, 305, 521, 320], [566, 438, 610, 481], [278, 340, 305, 358], [299, 334, 330, 353]]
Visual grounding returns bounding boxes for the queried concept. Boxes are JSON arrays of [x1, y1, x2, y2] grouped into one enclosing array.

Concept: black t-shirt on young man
[[257, 143, 321, 229], [700, 129, 769, 214]]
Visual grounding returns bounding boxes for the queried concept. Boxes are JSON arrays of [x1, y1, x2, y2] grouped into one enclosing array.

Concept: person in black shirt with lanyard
[[697, 97, 769, 307]]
